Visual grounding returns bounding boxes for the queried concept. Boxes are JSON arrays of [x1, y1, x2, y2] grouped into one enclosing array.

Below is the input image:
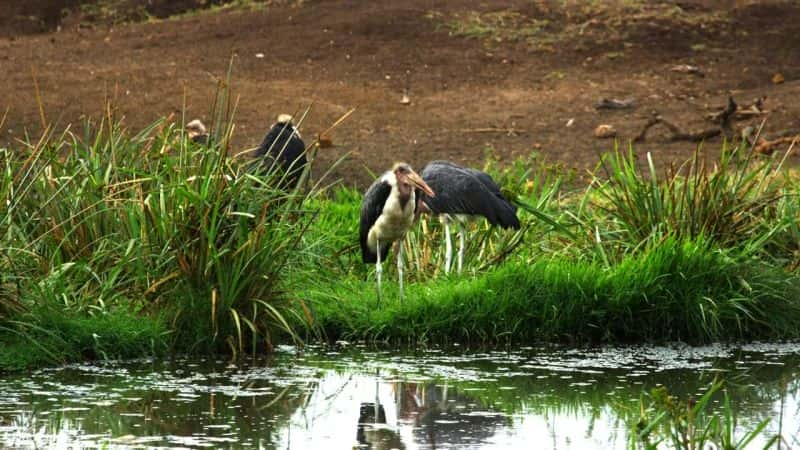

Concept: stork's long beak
[[407, 171, 435, 197]]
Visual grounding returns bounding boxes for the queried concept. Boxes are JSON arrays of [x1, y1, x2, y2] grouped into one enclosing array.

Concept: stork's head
[[392, 162, 435, 197], [185, 119, 208, 139], [275, 113, 293, 124], [273, 113, 301, 139]]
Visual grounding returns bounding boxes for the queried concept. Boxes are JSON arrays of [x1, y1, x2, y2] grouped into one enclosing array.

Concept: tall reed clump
[[0, 92, 321, 368], [590, 144, 792, 261]]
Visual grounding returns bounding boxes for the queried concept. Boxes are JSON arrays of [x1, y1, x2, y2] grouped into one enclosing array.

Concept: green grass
[[3, 78, 800, 372], [303, 237, 800, 345], [0, 308, 167, 370], [294, 142, 800, 347], [631, 381, 779, 449], [593, 145, 789, 256], [0, 77, 327, 370]]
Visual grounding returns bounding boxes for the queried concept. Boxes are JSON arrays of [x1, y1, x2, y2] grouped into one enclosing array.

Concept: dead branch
[[706, 96, 767, 122], [754, 135, 800, 155], [634, 112, 721, 143], [634, 96, 737, 143]]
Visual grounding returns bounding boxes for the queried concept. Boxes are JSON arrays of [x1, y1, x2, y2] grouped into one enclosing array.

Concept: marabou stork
[[360, 163, 435, 302], [253, 114, 308, 190], [416, 160, 520, 273], [185, 119, 208, 144]]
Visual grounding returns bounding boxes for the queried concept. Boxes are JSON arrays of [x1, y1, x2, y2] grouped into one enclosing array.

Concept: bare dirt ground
[[1, 0, 799, 186]]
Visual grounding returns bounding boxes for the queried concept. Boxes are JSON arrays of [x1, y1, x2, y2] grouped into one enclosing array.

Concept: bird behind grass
[[253, 114, 307, 190], [185, 119, 209, 145]]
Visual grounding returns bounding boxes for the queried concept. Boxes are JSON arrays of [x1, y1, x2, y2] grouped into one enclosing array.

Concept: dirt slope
[[1, 0, 799, 186]]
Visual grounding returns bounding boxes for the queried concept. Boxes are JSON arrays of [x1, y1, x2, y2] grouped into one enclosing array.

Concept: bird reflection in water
[[356, 376, 505, 449], [356, 369, 405, 449], [356, 401, 405, 450]]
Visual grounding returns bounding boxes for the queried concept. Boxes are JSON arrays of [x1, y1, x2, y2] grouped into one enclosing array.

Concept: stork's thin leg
[[458, 222, 466, 274], [444, 221, 452, 274], [397, 240, 404, 302], [376, 240, 382, 305]]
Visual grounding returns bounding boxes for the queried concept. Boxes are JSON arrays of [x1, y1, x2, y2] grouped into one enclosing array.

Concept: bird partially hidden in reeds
[[185, 119, 209, 144], [360, 163, 435, 303], [252, 114, 308, 190], [416, 160, 520, 273]]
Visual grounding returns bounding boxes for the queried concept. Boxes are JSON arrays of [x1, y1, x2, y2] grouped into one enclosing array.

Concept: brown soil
[[1, 0, 799, 187]]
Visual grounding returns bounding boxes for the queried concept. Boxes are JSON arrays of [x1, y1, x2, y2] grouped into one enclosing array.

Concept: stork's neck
[[396, 181, 413, 209]]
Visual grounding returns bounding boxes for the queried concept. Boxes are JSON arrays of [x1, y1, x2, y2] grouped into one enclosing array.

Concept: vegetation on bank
[[300, 143, 800, 346], [0, 92, 321, 369], [307, 241, 800, 345], [1, 99, 800, 371]]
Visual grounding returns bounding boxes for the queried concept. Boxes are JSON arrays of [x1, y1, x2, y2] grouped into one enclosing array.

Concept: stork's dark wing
[[428, 160, 504, 196], [254, 122, 287, 158], [360, 178, 392, 263], [420, 161, 520, 229], [465, 166, 519, 221], [254, 122, 307, 189], [467, 168, 503, 195], [281, 133, 308, 189]]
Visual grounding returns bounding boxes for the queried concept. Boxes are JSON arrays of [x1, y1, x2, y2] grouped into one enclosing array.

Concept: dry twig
[[634, 96, 737, 143]]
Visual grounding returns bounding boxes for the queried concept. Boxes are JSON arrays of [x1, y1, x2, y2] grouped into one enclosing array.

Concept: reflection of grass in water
[[299, 345, 800, 422], [2, 413, 107, 449], [3, 349, 796, 447], [298, 348, 795, 447], [1, 358, 311, 447]]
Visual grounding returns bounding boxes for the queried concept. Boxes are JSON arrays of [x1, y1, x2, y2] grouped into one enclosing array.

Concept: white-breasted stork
[[253, 114, 308, 190], [416, 160, 520, 273], [360, 163, 435, 302]]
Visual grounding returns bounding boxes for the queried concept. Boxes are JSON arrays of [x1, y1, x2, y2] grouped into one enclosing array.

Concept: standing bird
[[360, 163, 435, 302], [253, 114, 308, 190], [416, 160, 520, 273]]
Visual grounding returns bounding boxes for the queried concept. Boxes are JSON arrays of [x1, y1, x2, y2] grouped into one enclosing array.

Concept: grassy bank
[[299, 144, 800, 346], [2, 100, 800, 371], [305, 238, 800, 345]]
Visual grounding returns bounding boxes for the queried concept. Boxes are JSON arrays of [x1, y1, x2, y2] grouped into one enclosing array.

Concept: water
[[1, 343, 799, 449]]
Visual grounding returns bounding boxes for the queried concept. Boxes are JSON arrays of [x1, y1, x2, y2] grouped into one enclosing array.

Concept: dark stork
[[253, 114, 308, 190], [416, 160, 520, 273], [360, 163, 435, 302]]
